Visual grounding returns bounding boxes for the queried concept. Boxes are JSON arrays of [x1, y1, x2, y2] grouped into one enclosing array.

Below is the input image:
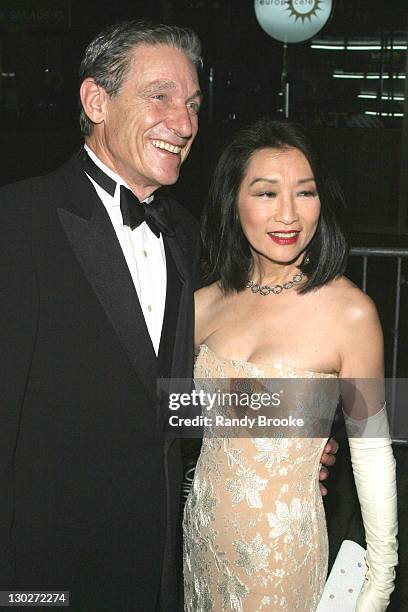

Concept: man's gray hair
[[79, 20, 202, 136]]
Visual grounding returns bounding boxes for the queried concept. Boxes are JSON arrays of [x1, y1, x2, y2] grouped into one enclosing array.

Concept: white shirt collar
[[84, 144, 154, 204]]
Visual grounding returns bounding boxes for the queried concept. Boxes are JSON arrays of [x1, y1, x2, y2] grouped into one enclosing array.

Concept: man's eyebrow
[[188, 89, 203, 102], [141, 81, 203, 101], [141, 80, 177, 95]]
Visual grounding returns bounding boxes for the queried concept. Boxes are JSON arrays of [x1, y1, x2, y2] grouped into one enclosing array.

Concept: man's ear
[[80, 78, 108, 126]]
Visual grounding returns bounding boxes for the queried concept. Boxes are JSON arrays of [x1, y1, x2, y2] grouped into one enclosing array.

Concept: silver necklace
[[246, 271, 304, 296]]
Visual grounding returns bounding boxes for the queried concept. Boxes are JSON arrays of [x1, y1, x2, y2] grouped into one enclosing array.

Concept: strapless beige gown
[[183, 344, 339, 612]]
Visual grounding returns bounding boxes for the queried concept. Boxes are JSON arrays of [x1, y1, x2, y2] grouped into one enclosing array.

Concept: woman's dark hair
[[201, 117, 349, 294]]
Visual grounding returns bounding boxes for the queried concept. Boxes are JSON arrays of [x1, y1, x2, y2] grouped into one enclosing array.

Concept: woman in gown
[[183, 119, 397, 611]]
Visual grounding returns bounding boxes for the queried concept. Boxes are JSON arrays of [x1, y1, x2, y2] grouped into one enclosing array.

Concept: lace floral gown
[[183, 344, 339, 612]]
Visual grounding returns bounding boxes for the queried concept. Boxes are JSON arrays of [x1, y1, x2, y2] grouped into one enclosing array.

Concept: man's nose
[[167, 104, 194, 140]]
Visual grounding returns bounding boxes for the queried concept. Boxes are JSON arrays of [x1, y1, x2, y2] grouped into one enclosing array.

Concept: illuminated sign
[[255, 0, 333, 43]]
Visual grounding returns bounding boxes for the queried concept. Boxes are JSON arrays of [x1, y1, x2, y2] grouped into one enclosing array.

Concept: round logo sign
[[255, 0, 333, 43]]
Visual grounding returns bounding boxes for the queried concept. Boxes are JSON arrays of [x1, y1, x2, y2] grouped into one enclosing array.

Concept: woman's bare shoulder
[[194, 282, 223, 310], [325, 278, 383, 376], [194, 283, 225, 348], [321, 276, 380, 327]]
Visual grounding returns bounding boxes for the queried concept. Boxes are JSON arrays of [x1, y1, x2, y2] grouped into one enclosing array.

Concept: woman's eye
[[257, 191, 276, 198], [298, 189, 318, 197]]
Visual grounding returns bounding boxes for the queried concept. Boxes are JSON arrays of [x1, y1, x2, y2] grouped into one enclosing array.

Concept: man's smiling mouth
[[151, 139, 182, 154]]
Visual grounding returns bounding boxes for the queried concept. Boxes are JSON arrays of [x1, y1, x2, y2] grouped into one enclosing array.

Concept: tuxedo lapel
[[157, 224, 194, 611], [57, 157, 158, 406], [160, 199, 195, 381], [158, 240, 181, 378]]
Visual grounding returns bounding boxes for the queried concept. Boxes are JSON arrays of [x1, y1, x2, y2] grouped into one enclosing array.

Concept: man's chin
[[157, 170, 181, 187]]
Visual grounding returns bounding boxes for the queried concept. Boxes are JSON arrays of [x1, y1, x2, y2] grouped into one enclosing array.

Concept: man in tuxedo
[[0, 19, 337, 612], [0, 21, 202, 611]]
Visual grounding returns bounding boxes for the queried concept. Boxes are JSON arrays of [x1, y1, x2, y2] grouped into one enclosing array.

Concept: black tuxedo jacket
[[0, 153, 200, 611]]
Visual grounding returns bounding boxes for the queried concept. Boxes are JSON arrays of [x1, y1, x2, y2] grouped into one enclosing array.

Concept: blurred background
[[0, 0, 407, 609], [0, 1, 407, 233]]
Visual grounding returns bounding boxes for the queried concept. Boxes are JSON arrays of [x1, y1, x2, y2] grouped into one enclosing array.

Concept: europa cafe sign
[[255, 0, 333, 44]]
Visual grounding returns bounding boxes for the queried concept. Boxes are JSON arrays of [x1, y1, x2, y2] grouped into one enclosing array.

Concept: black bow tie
[[119, 185, 174, 237], [78, 148, 175, 238]]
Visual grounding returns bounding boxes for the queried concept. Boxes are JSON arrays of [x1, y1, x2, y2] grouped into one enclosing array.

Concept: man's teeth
[[270, 232, 298, 238], [151, 140, 181, 154]]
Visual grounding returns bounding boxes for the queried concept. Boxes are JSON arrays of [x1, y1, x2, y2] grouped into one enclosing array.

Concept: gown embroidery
[[183, 344, 339, 612]]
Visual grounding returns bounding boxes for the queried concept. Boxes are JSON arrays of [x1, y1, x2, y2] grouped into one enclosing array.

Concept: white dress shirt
[[84, 145, 167, 355]]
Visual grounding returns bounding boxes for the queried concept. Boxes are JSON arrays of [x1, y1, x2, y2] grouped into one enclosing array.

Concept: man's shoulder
[[0, 154, 80, 211], [0, 173, 56, 203], [163, 196, 201, 284], [164, 195, 199, 230], [163, 196, 200, 246]]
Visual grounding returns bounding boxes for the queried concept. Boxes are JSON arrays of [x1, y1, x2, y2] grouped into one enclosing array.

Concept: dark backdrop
[[0, 2, 407, 610]]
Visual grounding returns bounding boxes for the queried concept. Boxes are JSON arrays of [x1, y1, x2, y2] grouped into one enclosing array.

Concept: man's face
[[92, 44, 201, 199]]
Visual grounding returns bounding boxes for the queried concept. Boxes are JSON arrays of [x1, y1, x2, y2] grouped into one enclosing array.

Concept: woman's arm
[[338, 288, 398, 612]]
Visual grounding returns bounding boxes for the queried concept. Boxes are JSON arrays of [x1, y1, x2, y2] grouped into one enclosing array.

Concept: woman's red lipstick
[[268, 231, 300, 245]]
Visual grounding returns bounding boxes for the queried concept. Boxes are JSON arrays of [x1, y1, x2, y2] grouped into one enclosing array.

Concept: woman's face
[[237, 147, 321, 266]]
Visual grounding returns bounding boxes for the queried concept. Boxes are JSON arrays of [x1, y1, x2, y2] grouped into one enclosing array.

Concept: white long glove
[[347, 408, 398, 611]]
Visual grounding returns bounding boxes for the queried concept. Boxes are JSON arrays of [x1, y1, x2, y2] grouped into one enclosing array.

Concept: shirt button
[[148, 305, 152, 312], [143, 249, 148, 257]]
